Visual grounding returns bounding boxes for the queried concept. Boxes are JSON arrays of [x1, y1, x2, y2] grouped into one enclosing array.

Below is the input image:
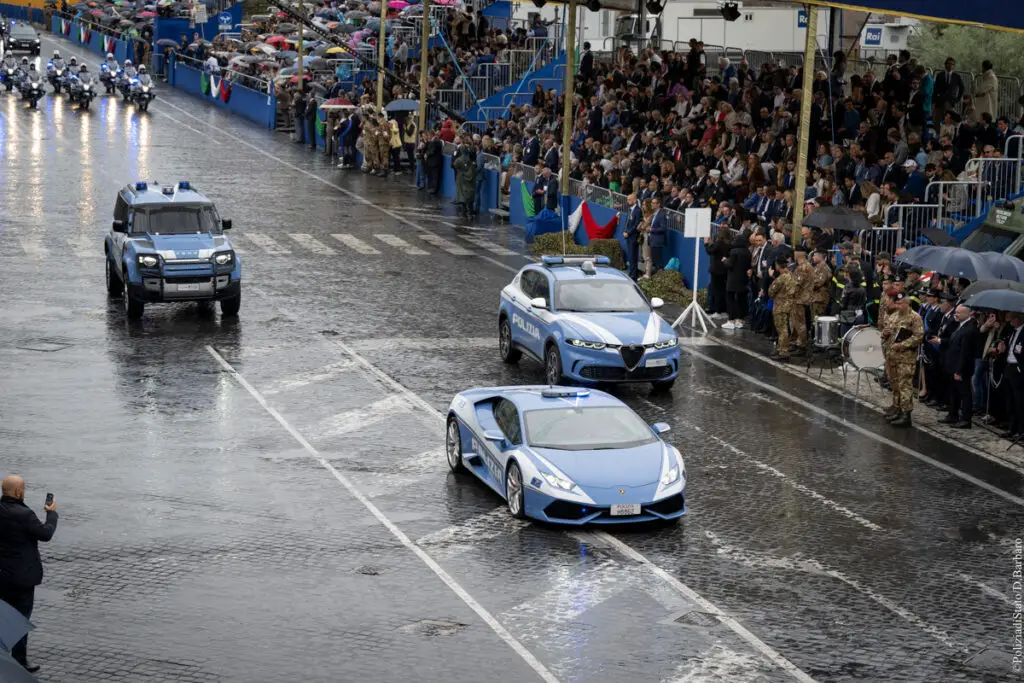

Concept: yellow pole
[[791, 3, 817, 247], [376, 0, 388, 110], [296, 0, 304, 93], [417, 0, 429, 133], [559, 0, 578, 253]]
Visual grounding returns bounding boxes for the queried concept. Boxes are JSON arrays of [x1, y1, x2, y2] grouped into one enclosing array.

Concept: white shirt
[[1009, 324, 1023, 365]]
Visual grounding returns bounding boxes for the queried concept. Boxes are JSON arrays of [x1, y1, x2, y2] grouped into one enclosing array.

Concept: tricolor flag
[[219, 78, 231, 103], [521, 181, 536, 218], [103, 35, 116, 54], [567, 201, 618, 240], [78, 25, 91, 45], [60, 19, 71, 36]]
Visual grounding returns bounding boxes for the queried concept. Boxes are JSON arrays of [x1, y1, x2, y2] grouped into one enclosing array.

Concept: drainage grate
[[675, 611, 720, 628], [398, 619, 468, 637]]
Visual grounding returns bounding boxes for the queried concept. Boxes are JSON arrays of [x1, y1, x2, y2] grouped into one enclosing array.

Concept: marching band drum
[[842, 325, 885, 371], [813, 316, 840, 348]]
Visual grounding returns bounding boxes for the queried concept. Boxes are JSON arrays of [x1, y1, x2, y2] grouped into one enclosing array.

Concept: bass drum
[[842, 326, 884, 370]]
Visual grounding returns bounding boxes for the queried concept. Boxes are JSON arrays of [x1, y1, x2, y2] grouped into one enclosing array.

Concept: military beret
[[909, 266, 924, 274], [888, 290, 907, 301]]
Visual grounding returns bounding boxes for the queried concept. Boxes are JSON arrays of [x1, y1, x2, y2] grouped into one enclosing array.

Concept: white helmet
[[125, 59, 133, 66], [139, 65, 147, 74], [69, 57, 78, 65], [53, 50, 60, 58], [106, 52, 114, 60]]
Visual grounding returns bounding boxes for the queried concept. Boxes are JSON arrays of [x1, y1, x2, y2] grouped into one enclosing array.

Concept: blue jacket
[[623, 204, 642, 241], [648, 209, 667, 248], [903, 171, 927, 201]]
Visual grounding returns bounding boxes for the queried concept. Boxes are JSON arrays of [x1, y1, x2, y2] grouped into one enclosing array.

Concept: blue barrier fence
[[49, 16, 134, 63], [167, 54, 276, 129], [0, 3, 44, 24]]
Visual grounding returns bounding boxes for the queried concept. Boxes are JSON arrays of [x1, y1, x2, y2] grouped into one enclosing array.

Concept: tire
[[139, 100, 148, 112], [505, 461, 526, 519], [651, 378, 676, 393], [445, 417, 466, 473], [122, 276, 144, 319], [499, 317, 521, 364], [544, 343, 563, 386], [81, 99, 89, 111], [105, 256, 123, 295], [220, 292, 241, 317]]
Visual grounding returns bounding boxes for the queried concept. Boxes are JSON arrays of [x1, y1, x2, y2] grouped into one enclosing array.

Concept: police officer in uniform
[[882, 290, 925, 426], [768, 258, 797, 362]]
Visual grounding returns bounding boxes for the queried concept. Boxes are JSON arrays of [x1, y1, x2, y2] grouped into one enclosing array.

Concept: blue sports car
[[498, 256, 680, 390], [445, 386, 687, 524]]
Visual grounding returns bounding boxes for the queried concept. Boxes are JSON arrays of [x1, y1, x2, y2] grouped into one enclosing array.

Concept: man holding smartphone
[[0, 475, 58, 673]]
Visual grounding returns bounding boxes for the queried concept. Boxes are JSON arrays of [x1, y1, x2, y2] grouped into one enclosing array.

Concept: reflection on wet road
[[0, 31, 1021, 683]]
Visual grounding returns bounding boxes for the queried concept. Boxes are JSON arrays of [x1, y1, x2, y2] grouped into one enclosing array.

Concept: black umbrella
[[801, 205, 871, 233], [975, 251, 1024, 282], [0, 651, 38, 683], [918, 226, 959, 247], [963, 288, 1024, 313], [156, 38, 179, 47], [897, 245, 999, 280], [961, 279, 1024, 299]]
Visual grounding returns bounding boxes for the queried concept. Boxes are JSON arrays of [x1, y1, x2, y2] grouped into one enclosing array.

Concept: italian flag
[[60, 19, 71, 36], [103, 35, 116, 54], [567, 201, 617, 240], [202, 73, 232, 102], [521, 181, 536, 218], [79, 25, 91, 44]]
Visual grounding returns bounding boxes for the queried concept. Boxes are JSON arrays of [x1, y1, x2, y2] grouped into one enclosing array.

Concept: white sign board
[[193, 5, 208, 25], [684, 207, 712, 239]]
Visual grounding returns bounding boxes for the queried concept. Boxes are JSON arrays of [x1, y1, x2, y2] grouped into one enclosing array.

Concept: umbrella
[[385, 98, 418, 112], [975, 251, 1024, 282], [963, 288, 1024, 313], [311, 45, 329, 56], [287, 74, 313, 83], [332, 23, 357, 34], [138, 10, 156, 17], [389, 0, 409, 7], [0, 651, 38, 683], [156, 38, 179, 47], [897, 246, 999, 280], [961, 279, 1024, 299], [266, 34, 288, 47], [230, 55, 260, 65], [320, 97, 355, 110], [277, 22, 296, 32], [325, 46, 348, 55], [801, 205, 872, 233], [345, 9, 368, 18], [918, 226, 959, 247]]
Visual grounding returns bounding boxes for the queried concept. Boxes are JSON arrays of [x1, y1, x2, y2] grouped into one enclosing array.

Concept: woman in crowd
[[639, 198, 654, 279], [722, 228, 752, 329], [704, 227, 732, 317]]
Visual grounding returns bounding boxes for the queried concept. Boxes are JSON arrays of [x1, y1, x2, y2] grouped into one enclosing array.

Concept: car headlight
[[653, 337, 678, 349], [567, 338, 606, 350], [660, 467, 680, 486], [214, 251, 234, 265], [137, 255, 159, 268], [541, 472, 578, 492]]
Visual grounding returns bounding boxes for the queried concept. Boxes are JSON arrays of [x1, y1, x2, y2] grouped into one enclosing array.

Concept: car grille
[[647, 494, 685, 516], [620, 344, 645, 370], [543, 500, 592, 521], [163, 276, 211, 284], [579, 365, 673, 381]]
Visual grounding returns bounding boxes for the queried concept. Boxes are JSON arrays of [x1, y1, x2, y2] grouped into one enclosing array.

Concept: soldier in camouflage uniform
[[881, 289, 925, 427], [768, 258, 797, 361], [363, 117, 379, 174], [810, 247, 832, 319], [791, 246, 814, 354], [376, 119, 392, 177]]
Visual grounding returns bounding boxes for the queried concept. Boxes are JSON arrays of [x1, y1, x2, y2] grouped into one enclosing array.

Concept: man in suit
[[924, 293, 958, 407], [0, 475, 58, 673], [579, 41, 593, 81], [940, 304, 980, 428], [533, 166, 553, 215], [648, 197, 667, 275], [622, 193, 643, 280], [523, 129, 540, 166], [932, 57, 965, 123], [542, 138, 559, 171], [997, 312, 1024, 439], [423, 130, 444, 196]]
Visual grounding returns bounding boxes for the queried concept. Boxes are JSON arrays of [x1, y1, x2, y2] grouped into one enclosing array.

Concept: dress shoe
[[886, 411, 906, 423], [23, 664, 40, 673], [938, 415, 957, 424], [890, 412, 912, 427], [883, 406, 900, 418], [952, 421, 972, 429]]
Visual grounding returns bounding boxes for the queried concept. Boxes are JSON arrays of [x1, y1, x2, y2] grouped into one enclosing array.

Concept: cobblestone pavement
[[0, 32, 1020, 683]]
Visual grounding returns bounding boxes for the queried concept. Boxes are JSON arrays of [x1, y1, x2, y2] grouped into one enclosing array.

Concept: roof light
[[541, 255, 564, 265], [581, 261, 596, 274], [540, 255, 611, 267], [541, 388, 590, 399], [178, 181, 191, 190], [135, 182, 147, 191]]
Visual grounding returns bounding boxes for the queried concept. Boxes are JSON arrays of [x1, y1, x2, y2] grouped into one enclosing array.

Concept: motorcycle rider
[[67, 56, 79, 75], [136, 65, 152, 87], [77, 64, 94, 86], [50, 50, 65, 72], [2, 52, 18, 72], [121, 58, 137, 80], [22, 62, 43, 90], [104, 52, 119, 73]]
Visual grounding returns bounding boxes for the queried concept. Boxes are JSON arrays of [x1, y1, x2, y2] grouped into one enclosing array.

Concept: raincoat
[[452, 145, 477, 205]]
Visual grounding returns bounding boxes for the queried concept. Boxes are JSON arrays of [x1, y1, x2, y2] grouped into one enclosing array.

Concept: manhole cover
[[16, 341, 72, 353], [675, 611, 720, 628], [398, 619, 467, 637], [356, 565, 381, 576]]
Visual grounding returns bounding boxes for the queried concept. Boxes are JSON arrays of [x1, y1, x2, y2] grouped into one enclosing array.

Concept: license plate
[[176, 283, 202, 291], [610, 503, 641, 516], [645, 358, 668, 368]]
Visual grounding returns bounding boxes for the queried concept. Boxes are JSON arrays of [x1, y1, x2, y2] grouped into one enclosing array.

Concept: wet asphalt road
[[1, 33, 1023, 683]]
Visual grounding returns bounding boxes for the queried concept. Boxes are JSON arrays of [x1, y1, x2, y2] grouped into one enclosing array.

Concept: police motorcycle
[[19, 63, 44, 108], [59, 56, 81, 93], [1, 54, 20, 92], [99, 53, 120, 94], [46, 51, 67, 94], [126, 65, 154, 111], [69, 64, 97, 110], [117, 59, 137, 99]]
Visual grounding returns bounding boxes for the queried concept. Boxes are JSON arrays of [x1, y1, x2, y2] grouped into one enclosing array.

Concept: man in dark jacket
[[0, 475, 58, 673], [940, 304, 980, 428], [423, 130, 444, 196], [622, 193, 642, 280]]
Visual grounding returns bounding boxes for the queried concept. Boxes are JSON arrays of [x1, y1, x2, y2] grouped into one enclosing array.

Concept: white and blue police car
[[498, 256, 680, 390], [103, 181, 241, 319]]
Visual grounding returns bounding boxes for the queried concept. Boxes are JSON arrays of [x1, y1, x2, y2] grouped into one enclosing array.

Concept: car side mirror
[[650, 297, 664, 309], [112, 220, 126, 233], [483, 430, 505, 442], [652, 422, 670, 435], [221, 219, 232, 230], [529, 297, 547, 309]]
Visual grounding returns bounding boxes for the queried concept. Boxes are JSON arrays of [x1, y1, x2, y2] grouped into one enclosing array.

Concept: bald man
[[0, 475, 58, 673]]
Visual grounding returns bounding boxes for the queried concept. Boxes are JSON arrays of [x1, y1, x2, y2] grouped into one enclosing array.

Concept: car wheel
[[651, 378, 675, 393], [220, 292, 241, 317], [499, 317, 521, 364], [445, 417, 466, 473], [105, 257, 123, 296], [123, 276, 144, 319], [505, 461, 526, 519], [544, 344, 563, 385]]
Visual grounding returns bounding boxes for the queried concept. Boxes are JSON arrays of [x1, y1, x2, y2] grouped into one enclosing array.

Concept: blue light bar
[[540, 255, 611, 267], [541, 255, 564, 265], [178, 181, 191, 190], [135, 182, 147, 191], [541, 388, 590, 399]]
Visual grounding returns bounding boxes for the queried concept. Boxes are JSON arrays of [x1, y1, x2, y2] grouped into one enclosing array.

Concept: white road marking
[[680, 421, 883, 532], [459, 235, 518, 256], [958, 573, 1017, 606], [288, 233, 336, 255], [419, 233, 473, 256], [14, 230, 48, 258], [205, 346, 560, 683], [332, 233, 381, 255], [243, 232, 291, 255], [317, 395, 408, 437], [374, 233, 429, 255], [416, 508, 531, 559], [681, 345, 1024, 507], [262, 361, 354, 395]]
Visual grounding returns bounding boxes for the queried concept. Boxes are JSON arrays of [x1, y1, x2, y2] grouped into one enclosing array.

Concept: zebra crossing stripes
[[288, 233, 336, 254], [374, 234, 429, 255], [332, 233, 381, 255], [244, 232, 291, 255], [419, 233, 473, 256], [459, 235, 518, 256]]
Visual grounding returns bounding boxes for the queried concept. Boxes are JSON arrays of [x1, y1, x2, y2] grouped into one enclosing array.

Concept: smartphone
[[45, 493, 53, 506]]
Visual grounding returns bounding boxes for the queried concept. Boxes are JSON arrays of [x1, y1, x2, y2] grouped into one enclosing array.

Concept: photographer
[[0, 475, 58, 673]]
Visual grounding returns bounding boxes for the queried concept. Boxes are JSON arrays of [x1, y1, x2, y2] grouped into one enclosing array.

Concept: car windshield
[[11, 26, 35, 38], [524, 406, 657, 451], [133, 206, 220, 235], [555, 280, 650, 313]]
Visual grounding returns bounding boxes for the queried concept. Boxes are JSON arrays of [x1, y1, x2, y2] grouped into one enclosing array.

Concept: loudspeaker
[[720, 2, 740, 21]]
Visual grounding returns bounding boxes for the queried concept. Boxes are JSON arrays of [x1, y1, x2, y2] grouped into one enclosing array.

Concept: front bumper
[[8, 42, 39, 52], [560, 343, 681, 383], [127, 275, 240, 303], [523, 487, 686, 525]]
